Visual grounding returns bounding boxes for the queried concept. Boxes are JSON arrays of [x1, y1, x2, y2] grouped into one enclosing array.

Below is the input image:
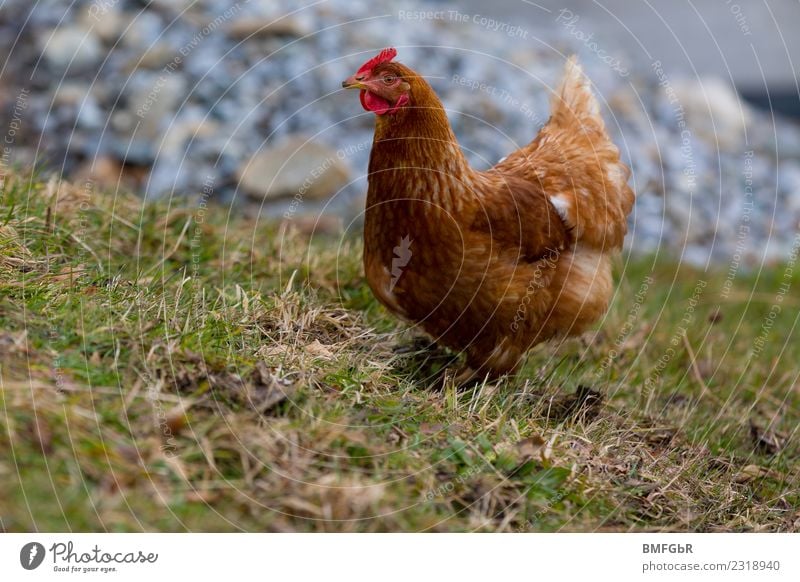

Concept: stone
[[42, 26, 102, 70], [76, 96, 104, 130], [779, 161, 800, 214], [121, 11, 165, 49], [161, 117, 221, 156], [226, 17, 312, 40], [672, 77, 752, 149], [128, 73, 187, 139], [133, 43, 177, 70], [53, 83, 91, 106], [72, 156, 135, 192], [237, 136, 351, 202], [78, 4, 125, 42]]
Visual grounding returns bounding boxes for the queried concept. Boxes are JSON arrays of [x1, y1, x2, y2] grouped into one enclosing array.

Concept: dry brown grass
[[0, 171, 798, 532]]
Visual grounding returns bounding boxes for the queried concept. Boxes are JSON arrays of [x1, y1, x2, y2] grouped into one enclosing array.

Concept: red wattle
[[359, 90, 407, 116]]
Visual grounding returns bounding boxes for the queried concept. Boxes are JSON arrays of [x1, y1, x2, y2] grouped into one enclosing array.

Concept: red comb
[[357, 47, 397, 73]]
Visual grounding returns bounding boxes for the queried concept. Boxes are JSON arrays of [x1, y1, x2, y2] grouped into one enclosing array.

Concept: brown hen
[[342, 48, 635, 380]]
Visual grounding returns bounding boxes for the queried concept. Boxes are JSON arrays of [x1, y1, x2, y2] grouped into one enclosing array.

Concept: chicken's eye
[[382, 75, 396, 84]]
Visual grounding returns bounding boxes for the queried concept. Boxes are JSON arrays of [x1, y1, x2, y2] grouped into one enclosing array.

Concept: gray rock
[[161, 115, 221, 158], [237, 135, 351, 201], [76, 96, 105, 130], [127, 73, 187, 139], [53, 83, 92, 107], [121, 11, 165, 49], [78, 4, 125, 43], [133, 43, 177, 70], [779, 161, 800, 199], [42, 26, 102, 70], [225, 17, 312, 40], [671, 77, 752, 150]]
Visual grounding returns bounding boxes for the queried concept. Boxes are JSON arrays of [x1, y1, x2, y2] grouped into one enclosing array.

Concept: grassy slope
[[0, 171, 798, 532]]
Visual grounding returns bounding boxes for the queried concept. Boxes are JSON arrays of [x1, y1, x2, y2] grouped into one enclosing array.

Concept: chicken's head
[[342, 47, 411, 116]]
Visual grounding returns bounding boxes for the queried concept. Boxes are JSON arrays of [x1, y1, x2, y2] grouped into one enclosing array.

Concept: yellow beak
[[342, 74, 367, 89]]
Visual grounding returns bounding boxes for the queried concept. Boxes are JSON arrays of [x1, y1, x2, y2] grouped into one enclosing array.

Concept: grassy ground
[[1, 170, 798, 532]]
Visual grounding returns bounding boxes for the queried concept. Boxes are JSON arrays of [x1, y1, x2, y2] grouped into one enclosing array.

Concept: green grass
[[0, 171, 798, 532]]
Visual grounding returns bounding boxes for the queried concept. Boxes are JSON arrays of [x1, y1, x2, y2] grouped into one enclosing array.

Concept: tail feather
[[494, 56, 635, 250], [551, 56, 601, 125], [544, 57, 634, 250]]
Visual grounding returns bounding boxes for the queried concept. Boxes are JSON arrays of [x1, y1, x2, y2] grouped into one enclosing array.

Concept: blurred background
[[1, 0, 799, 266]]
